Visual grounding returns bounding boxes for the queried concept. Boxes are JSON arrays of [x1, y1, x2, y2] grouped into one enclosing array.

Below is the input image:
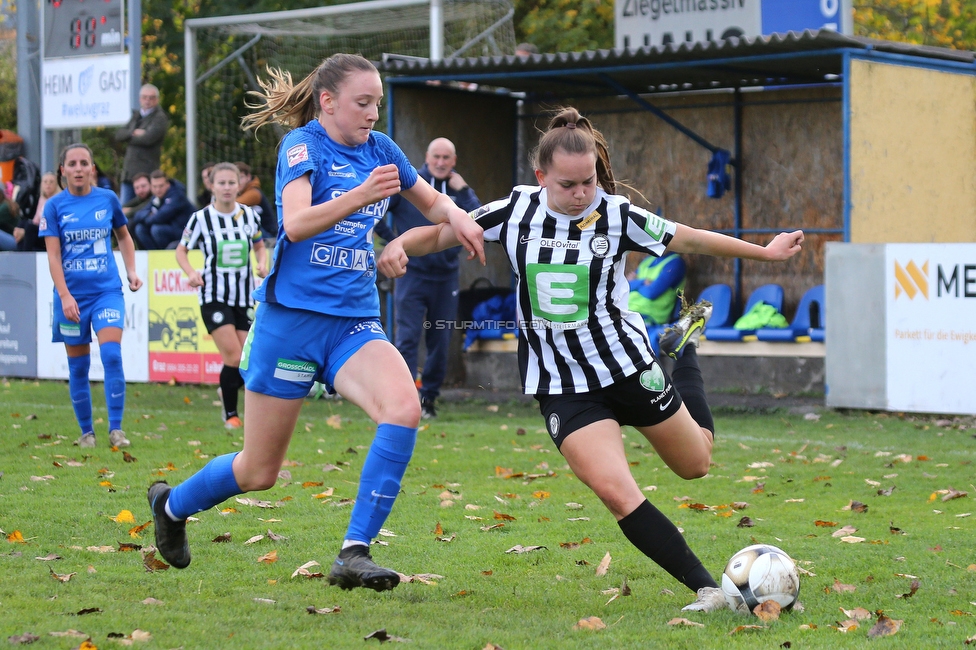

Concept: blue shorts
[[52, 290, 126, 345], [240, 302, 388, 399]]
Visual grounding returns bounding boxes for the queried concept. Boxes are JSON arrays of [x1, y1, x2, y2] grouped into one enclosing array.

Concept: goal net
[[187, 0, 515, 198]]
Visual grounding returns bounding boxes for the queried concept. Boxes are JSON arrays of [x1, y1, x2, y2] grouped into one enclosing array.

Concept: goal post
[[184, 0, 514, 201]]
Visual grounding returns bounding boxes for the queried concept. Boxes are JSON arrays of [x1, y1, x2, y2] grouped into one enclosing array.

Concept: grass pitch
[[1, 378, 974, 649]]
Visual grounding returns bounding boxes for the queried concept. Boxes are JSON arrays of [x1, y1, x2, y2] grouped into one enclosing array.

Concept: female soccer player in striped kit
[[148, 54, 485, 589], [175, 162, 268, 429], [379, 107, 804, 611], [41, 143, 143, 449]]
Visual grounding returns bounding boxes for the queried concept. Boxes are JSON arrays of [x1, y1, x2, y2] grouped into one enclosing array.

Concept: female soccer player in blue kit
[[148, 53, 485, 589], [41, 143, 143, 448]]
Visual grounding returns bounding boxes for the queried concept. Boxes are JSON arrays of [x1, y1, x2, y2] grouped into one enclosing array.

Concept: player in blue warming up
[[41, 143, 143, 450], [147, 54, 485, 589]]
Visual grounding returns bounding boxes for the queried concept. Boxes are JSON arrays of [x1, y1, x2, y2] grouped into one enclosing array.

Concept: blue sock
[[99, 341, 125, 431], [345, 423, 417, 544], [167, 453, 242, 520], [67, 355, 93, 436]]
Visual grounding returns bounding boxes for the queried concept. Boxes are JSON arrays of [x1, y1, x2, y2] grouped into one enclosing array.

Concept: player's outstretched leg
[[328, 545, 401, 592]]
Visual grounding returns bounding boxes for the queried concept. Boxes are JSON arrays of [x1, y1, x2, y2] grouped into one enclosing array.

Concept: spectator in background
[[197, 161, 216, 208], [235, 161, 277, 239], [115, 84, 169, 204], [379, 137, 481, 419], [0, 184, 19, 251], [122, 173, 152, 219], [515, 42, 538, 56], [14, 171, 57, 251], [91, 164, 116, 193], [132, 170, 194, 250], [628, 252, 686, 327]]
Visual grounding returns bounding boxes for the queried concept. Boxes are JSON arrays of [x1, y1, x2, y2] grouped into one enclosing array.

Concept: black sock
[[671, 346, 714, 436], [618, 499, 718, 592], [220, 365, 240, 418]]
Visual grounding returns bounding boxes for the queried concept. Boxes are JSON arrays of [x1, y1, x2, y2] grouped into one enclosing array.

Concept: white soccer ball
[[721, 544, 800, 615]]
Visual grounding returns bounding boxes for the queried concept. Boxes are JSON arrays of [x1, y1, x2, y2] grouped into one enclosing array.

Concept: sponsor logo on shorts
[[547, 413, 560, 439], [639, 364, 666, 392], [349, 320, 385, 336], [539, 238, 580, 250], [576, 210, 602, 230], [589, 233, 610, 258], [96, 308, 122, 322], [212, 311, 225, 324], [286, 143, 309, 167], [60, 323, 81, 337], [273, 358, 317, 382], [658, 395, 674, 411]]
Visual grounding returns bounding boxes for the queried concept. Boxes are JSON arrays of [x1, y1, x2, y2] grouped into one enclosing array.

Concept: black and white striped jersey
[[471, 186, 676, 395], [180, 204, 262, 307]]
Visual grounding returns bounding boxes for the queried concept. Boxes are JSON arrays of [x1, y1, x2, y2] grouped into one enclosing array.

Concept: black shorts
[[200, 302, 253, 334], [535, 360, 683, 449]]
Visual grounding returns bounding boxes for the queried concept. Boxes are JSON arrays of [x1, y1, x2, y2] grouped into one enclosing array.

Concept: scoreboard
[[43, 0, 125, 59]]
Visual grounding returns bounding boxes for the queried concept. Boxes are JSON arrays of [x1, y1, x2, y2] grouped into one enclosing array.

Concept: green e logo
[[526, 263, 589, 324], [217, 240, 247, 268]]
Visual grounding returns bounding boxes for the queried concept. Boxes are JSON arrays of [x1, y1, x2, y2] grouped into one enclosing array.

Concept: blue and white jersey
[[256, 121, 418, 317], [40, 187, 127, 296]]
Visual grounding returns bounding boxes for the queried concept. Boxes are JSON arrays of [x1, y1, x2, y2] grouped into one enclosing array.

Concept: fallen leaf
[[840, 607, 872, 620], [122, 451, 137, 463], [397, 573, 444, 584], [267, 529, 287, 542], [728, 625, 766, 635], [364, 628, 409, 643], [49, 568, 76, 582], [142, 550, 169, 572], [595, 552, 612, 577], [7, 633, 41, 644], [253, 598, 276, 604], [212, 533, 232, 543], [832, 525, 857, 537], [895, 579, 920, 599], [128, 521, 151, 538], [565, 502, 584, 510], [667, 618, 704, 627], [111, 511, 136, 524], [48, 629, 88, 637], [141, 598, 163, 606], [307, 605, 341, 614], [302, 481, 324, 488], [75, 607, 101, 616], [754, 600, 781, 622], [493, 511, 516, 521], [35, 553, 62, 561], [244, 535, 265, 545], [505, 545, 545, 554], [815, 520, 838, 527], [840, 536, 865, 544], [292, 561, 324, 579], [256, 550, 278, 564], [326, 415, 342, 429], [831, 579, 856, 593], [943, 487, 968, 502], [737, 516, 755, 528], [835, 620, 859, 633], [573, 616, 606, 631], [867, 614, 903, 638]]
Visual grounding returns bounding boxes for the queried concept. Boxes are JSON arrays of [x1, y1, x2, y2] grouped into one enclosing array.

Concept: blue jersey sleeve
[[39, 198, 61, 238], [278, 129, 317, 189], [110, 193, 127, 229], [373, 132, 418, 191]]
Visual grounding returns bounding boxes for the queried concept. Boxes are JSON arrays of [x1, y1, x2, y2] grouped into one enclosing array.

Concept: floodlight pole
[[430, 0, 444, 62]]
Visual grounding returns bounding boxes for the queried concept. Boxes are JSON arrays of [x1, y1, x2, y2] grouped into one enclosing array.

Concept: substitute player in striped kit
[[379, 107, 804, 612], [176, 162, 268, 429]]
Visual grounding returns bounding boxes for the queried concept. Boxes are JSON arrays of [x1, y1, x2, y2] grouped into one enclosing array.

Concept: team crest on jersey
[[589, 233, 610, 258], [576, 210, 602, 230], [94, 209, 107, 221], [286, 143, 309, 167], [639, 364, 666, 392], [547, 413, 560, 439]]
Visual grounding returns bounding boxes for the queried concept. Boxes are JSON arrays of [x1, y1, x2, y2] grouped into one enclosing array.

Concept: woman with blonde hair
[[148, 53, 484, 591]]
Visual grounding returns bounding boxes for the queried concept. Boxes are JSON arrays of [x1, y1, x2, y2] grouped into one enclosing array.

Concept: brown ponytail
[[531, 107, 616, 194], [242, 53, 377, 134]]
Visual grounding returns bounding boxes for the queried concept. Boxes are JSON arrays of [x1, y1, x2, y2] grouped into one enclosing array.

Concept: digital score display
[[44, 0, 125, 59]]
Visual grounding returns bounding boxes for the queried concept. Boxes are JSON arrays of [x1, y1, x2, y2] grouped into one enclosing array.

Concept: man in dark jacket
[[133, 171, 194, 249], [378, 138, 481, 418], [114, 84, 169, 204]]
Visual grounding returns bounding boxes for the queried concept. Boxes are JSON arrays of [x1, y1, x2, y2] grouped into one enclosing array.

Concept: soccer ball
[[721, 544, 800, 615]]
